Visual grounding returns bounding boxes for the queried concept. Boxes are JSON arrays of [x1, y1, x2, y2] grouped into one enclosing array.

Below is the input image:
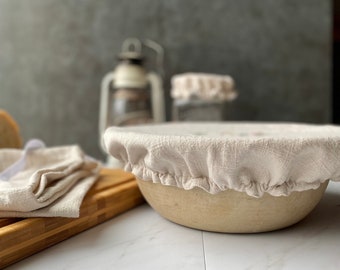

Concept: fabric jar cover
[[171, 73, 238, 101], [103, 122, 340, 198]]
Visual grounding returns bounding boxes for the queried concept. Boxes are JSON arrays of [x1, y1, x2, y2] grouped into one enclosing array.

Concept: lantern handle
[[99, 71, 116, 152], [148, 72, 166, 122], [144, 39, 164, 78]]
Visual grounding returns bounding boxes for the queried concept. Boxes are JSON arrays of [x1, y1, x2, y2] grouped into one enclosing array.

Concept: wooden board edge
[[0, 180, 145, 268]]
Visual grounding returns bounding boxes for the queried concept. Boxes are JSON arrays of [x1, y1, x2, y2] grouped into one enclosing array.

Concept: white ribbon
[[0, 139, 46, 181]]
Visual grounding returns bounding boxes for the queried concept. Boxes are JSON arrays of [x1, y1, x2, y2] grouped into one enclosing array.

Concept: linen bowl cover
[[103, 122, 340, 198]]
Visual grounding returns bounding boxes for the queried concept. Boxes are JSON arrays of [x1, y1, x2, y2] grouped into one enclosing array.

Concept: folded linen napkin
[[0, 140, 100, 218]]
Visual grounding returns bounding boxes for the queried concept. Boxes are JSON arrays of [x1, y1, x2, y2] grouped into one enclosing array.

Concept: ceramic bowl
[[137, 179, 328, 233], [104, 122, 339, 233]]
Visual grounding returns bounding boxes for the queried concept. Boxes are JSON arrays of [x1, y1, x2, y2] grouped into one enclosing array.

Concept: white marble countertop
[[6, 182, 340, 270]]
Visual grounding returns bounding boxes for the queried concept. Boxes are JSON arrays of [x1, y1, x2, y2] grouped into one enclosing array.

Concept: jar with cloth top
[[171, 73, 237, 121]]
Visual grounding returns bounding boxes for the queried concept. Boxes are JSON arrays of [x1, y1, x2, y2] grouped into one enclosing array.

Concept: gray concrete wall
[[0, 0, 331, 159]]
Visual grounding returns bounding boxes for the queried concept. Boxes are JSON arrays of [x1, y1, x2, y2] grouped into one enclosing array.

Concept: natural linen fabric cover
[[103, 122, 340, 197], [0, 143, 100, 217]]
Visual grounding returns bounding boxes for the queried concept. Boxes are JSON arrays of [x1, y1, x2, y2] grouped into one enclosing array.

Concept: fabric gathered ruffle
[[104, 122, 340, 198]]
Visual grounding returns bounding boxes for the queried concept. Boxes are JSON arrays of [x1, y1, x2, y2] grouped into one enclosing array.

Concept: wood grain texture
[[0, 169, 145, 268], [0, 110, 22, 149]]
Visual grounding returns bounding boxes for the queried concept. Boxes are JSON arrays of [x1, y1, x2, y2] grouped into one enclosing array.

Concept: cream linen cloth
[[0, 140, 100, 217], [171, 73, 238, 101], [103, 122, 340, 198]]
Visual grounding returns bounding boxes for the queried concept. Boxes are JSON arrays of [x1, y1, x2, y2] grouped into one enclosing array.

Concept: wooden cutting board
[[0, 169, 145, 268]]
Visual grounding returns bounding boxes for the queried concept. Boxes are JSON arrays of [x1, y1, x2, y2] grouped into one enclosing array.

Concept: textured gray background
[[0, 0, 331, 160]]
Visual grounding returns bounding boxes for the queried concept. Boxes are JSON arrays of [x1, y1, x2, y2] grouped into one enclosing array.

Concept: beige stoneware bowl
[[103, 122, 340, 233], [137, 179, 328, 233]]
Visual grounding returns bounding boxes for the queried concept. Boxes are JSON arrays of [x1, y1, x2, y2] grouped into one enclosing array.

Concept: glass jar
[[171, 73, 237, 121]]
